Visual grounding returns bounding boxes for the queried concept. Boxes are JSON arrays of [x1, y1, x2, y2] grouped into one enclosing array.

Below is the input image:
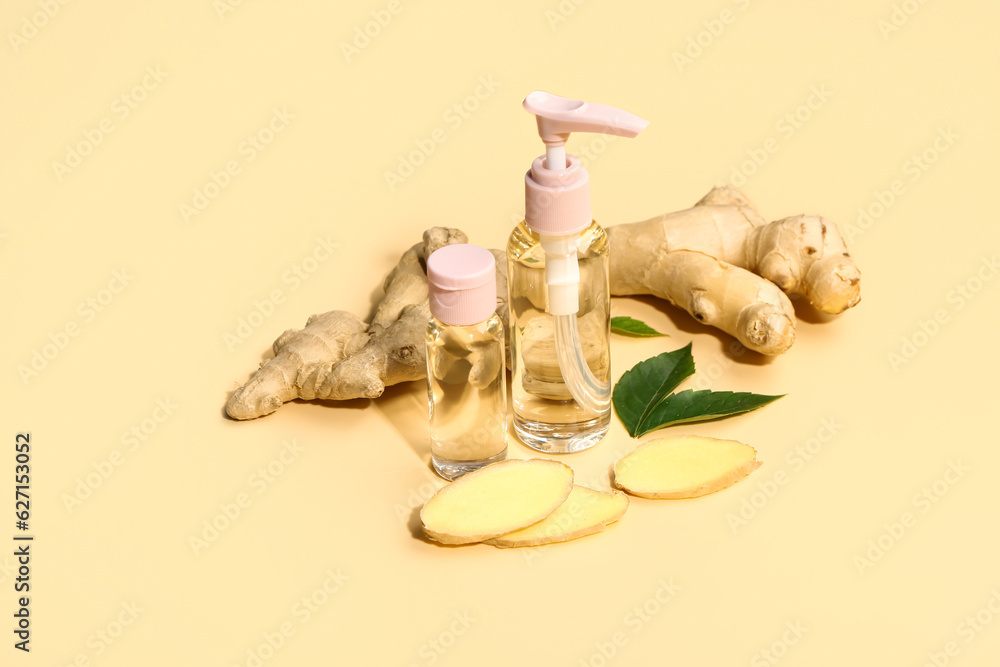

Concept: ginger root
[[226, 227, 498, 419], [227, 186, 860, 419], [608, 185, 860, 354]]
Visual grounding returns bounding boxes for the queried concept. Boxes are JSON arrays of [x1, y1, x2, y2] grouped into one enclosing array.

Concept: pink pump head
[[523, 91, 649, 158], [522, 91, 648, 235], [427, 244, 497, 326]]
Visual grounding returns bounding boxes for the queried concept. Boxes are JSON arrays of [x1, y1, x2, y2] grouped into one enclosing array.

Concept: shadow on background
[[374, 380, 431, 461]]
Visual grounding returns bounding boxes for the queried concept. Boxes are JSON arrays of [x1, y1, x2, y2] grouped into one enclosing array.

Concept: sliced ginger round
[[614, 435, 761, 499], [420, 459, 574, 545], [485, 485, 628, 548]]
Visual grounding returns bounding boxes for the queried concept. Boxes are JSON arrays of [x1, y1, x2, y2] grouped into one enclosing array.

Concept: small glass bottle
[[425, 244, 508, 480]]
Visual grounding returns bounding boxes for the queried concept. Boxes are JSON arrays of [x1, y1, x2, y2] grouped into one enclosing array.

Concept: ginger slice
[[614, 435, 761, 499], [420, 459, 573, 545], [485, 485, 628, 548]]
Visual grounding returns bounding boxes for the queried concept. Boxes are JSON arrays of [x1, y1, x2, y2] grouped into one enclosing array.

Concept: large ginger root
[[607, 185, 860, 354], [227, 186, 860, 418], [226, 227, 476, 419]]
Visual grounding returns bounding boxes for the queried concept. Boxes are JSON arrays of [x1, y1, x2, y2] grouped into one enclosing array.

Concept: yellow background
[[4, 1, 999, 665]]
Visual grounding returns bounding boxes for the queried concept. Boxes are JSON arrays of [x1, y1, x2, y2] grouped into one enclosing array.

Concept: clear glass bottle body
[[506, 219, 611, 453], [425, 313, 507, 480]]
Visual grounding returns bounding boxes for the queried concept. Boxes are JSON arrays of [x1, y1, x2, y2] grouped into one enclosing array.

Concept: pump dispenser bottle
[[426, 244, 508, 480], [507, 91, 648, 453]]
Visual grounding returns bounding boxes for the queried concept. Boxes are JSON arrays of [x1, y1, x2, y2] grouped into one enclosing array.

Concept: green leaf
[[612, 343, 785, 437], [612, 344, 696, 437], [633, 389, 785, 437], [610, 316, 666, 337]]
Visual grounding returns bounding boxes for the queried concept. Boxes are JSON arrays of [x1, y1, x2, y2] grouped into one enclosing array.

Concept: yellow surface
[[3, 1, 999, 664]]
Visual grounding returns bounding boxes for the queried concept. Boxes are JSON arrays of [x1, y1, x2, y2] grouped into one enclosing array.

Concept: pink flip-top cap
[[525, 154, 591, 235], [427, 244, 497, 326]]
